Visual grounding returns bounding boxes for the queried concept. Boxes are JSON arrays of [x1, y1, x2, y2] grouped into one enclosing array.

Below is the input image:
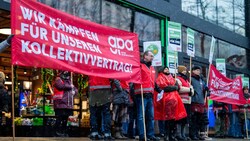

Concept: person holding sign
[[176, 65, 194, 140], [190, 66, 209, 140], [133, 51, 161, 141], [154, 66, 187, 141]]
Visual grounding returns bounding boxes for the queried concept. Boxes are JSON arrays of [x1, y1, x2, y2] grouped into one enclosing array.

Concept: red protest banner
[[208, 64, 246, 105], [11, 0, 141, 83]]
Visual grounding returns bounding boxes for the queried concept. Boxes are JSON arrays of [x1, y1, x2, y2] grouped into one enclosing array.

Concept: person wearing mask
[[133, 50, 161, 141], [154, 66, 187, 141], [190, 66, 209, 140], [88, 76, 112, 140], [0, 35, 13, 53], [176, 65, 194, 141], [111, 79, 130, 139], [53, 70, 77, 137]]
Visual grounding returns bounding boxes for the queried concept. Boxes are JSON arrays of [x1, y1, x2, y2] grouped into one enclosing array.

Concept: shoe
[[190, 136, 199, 140], [148, 136, 161, 141], [114, 131, 127, 139], [176, 136, 186, 140], [55, 131, 64, 137], [104, 135, 114, 140], [90, 133, 103, 140]]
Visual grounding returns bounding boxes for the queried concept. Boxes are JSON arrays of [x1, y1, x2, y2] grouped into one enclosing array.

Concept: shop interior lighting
[[0, 28, 11, 35], [24, 69, 27, 74]]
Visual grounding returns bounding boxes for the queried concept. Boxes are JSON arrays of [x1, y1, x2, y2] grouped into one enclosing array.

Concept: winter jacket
[[176, 73, 194, 104], [53, 77, 77, 109], [0, 85, 8, 112], [154, 73, 187, 120], [191, 74, 207, 104], [112, 80, 130, 105]]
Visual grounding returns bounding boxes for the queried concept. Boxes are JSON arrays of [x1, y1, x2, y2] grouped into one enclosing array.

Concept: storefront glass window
[[218, 40, 247, 68], [134, 12, 161, 42], [182, 0, 245, 36], [39, 0, 101, 23], [101, 1, 132, 31]]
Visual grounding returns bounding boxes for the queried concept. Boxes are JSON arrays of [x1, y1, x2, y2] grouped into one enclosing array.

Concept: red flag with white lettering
[[208, 64, 246, 105], [11, 0, 141, 83]]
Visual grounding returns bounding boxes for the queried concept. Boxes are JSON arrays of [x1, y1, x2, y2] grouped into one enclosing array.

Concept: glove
[[6, 34, 14, 44], [189, 87, 194, 96], [163, 86, 178, 92]]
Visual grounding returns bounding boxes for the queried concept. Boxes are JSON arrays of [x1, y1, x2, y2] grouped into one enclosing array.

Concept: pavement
[[0, 137, 248, 141]]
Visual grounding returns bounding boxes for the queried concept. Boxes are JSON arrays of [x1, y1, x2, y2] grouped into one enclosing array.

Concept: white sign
[[143, 41, 162, 66], [167, 50, 178, 74], [209, 36, 216, 64], [168, 21, 182, 52], [216, 58, 226, 76], [187, 28, 195, 57]]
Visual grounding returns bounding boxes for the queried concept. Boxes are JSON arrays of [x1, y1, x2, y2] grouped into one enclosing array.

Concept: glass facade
[[182, 26, 247, 69], [39, 0, 161, 43], [182, 0, 245, 36]]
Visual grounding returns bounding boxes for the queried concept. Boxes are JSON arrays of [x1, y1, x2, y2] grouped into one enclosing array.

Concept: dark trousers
[[54, 109, 73, 133], [90, 102, 111, 135], [190, 112, 203, 137]]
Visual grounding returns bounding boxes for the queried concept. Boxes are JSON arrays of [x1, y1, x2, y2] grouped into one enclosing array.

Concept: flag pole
[[205, 64, 211, 138], [11, 65, 15, 141], [245, 108, 249, 139], [189, 56, 192, 83], [141, 84, 147, 141]]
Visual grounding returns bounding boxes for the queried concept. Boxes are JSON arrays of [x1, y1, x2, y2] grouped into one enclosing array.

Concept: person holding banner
[[240, 86, 250, 138], [190, 66, 209, 140], [133, 50, 161, 141], [176, 65, 194, 140], [53, 70, 77, 137], [154, 66, 187, 141], [88, 76, 113, 140], [0, 35, 13, 53]]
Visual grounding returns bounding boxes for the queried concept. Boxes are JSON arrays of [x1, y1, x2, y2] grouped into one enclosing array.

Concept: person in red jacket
[[88, 76, 112, 140], [133, 50, 161, 141], [176, 65, 194, 140], [154, 66, 187, 141]]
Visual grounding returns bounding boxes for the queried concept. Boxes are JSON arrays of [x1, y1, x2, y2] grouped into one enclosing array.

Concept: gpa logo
[[108, 36, 133, 55]]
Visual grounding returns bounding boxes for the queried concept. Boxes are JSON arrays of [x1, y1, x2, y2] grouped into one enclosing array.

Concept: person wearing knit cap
[[190, 65, 209, 140], [154, 66, 187, 141], [176, 65, 194, 141]]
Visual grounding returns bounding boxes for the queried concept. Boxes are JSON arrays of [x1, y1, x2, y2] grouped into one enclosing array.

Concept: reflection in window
[[134, 12, 160, 42], [182, 0, 245, 36], [101, 1, 132, 31], [218, 40, 246, 68], [39, 0, 101, 23]]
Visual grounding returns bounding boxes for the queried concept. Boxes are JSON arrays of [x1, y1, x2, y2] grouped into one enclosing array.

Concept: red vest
[[53, 78, 64, 100], [177, 76, 191, 104], [89, 76, 111, 91], [134, 64, 155, 94]]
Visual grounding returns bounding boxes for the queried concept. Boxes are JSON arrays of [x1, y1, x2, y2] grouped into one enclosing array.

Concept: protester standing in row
[[133, 50, 161, 141], [88, 76, 112, 140], [176, 65, 194, 140], [53, 71, 77, 137], [155, 66, 187, 141], [111, 79, 130, 139], [190, 66, 209, 140]]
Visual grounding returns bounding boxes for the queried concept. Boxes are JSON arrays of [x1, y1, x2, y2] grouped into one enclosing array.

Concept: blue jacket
[[191, 74, 207, 104]]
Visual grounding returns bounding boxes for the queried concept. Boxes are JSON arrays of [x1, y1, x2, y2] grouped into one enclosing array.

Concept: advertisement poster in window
[[167, 50, 178, 74], [186, 28, 195, 57], [243, 77, 249, 88], [168, 21, 182, 52], [143, 41, 162, 66], [216, 58, 226, 76]]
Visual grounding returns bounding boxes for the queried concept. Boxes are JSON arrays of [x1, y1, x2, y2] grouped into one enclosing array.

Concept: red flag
[[208, 64, 246, 105], [11, 0, 141, 83]]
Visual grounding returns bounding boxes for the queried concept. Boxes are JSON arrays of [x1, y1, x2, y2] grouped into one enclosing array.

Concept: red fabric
[[134, 64, 155, 94], [191, 103, 205, 113], [154, 73, 187, 120], [209, 64, 246, 105], [120, 81, 129, 91], [53, 78, 64, 100], [89, 76, 111, 91], [177, 76, 190, 101], [11, 0, 141, 83]]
